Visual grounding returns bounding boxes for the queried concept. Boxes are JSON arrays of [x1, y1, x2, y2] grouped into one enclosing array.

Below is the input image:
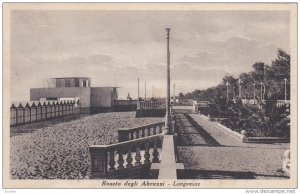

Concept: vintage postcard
[[2, 3, 297, 189]]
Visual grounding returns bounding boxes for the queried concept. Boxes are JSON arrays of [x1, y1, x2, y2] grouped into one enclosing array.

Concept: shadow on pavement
[[181, 114, 221, 147]]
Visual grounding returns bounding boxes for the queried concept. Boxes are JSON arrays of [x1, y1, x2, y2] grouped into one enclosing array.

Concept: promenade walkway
[[176, 114, 290, 179]]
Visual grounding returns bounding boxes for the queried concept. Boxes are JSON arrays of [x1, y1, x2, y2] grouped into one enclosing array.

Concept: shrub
[[220, 99, 290, 137]]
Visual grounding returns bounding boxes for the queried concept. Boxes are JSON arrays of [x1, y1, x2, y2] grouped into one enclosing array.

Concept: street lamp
[[238, 79, 242, 99], [284, 78, 287, 102], [165, 28, 171, 134], [226, 82, 230, 99], [260, 82, 266, 101], [253, 83, 256, 103]]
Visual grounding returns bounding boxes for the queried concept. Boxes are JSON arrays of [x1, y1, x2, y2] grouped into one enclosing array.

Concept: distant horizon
[[10, 10, 290, 101]]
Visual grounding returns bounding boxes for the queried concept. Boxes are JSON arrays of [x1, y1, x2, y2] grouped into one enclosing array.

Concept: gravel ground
[[10, 112, 163, 179], [177, 114, 290, 179]]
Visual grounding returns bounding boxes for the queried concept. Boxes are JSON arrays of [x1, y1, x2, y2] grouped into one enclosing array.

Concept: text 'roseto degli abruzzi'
[[101, 180, 201, 188]]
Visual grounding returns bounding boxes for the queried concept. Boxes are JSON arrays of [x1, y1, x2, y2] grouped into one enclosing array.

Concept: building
[[30, 77, 118, 113]]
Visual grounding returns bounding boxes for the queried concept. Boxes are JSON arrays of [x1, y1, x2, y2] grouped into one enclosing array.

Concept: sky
[[10, 10, 290, 100]]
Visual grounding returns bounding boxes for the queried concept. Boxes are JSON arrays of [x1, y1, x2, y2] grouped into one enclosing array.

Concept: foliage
[[184, 49, 290, 137], [219, 98, 290, 137], [184, 49, 290, 101]]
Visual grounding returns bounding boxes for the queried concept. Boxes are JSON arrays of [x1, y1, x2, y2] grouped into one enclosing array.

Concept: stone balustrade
[[89, 134, 163, 179], [277, 100, 290, 107], [241, 99, 290, 107], [283, 149, 290, 175], [118, 121, 165, 142], [138, 101, 166, 110]]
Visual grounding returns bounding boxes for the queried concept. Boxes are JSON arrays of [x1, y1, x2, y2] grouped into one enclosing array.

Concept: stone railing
[[137, 101, 166, 110], [118, 121, 165, 142], [89, 134, 163, 179], [276, 100, 290, 107], [283, 149, 290, 175], [241, 99, 290, 108]]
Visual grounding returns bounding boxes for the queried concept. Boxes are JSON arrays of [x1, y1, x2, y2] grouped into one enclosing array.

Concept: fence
[[10, 100, 80, 126], [241, 99, 290, 108]]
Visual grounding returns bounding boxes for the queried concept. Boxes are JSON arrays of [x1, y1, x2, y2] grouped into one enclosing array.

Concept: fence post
[[118, 130, 130, 142], [89, 146, 108, 179]]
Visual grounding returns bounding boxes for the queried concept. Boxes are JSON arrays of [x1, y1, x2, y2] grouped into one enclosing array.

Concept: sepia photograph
[[2, 2, 297, 189]]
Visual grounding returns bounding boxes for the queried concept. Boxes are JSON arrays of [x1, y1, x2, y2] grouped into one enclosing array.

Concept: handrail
[[117, 121, 165, 132], [90, 134, 164, 150]]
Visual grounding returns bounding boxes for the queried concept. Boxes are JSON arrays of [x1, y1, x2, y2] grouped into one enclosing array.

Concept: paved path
[[176, 114, 290, 179]]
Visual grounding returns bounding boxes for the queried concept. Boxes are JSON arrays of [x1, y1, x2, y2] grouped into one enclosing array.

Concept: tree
[[267, 49, 290, 99], [252, 62, 265, 82]]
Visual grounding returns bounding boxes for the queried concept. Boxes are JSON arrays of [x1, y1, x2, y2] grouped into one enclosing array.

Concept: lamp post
[[226, 82, 230, 99], [238, 79, 242, 99], [165, 28, 171, 134], [172, 82, 176, 104], [260, 82, 266, 101], [138, 78, 140, 100], [284, 78, 287, 102], [145, 81, 147, 101], [253, 83, 256, 103]]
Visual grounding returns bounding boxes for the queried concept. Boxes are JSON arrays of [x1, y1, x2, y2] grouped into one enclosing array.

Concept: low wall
[[135, 109, 166, 118], [215, 122, 290, 143], [246, 137, 290, 143], [113, 100, 137, 112]]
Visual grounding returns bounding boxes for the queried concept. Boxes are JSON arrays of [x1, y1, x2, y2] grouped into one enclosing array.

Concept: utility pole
[[138, 78, 140, 100], [165, 28, 171, 134], [284, 78, 287, 102], [152, 86, 154, 98], [238, 79, 242, 99], [145, 81, 147, 101], [173, 83, 176, 103], [226, 82, 230, 99], [114, 72, 116, 87], [253, 83, 256, 103]]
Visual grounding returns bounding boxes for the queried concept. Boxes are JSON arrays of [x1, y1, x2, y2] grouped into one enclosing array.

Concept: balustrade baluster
[[117, 149, 124, 170], [141, 128, 145, 137], [131, 132, 134, 140], [108, 149, 116, 172], [147, 128, 150, 136], [152, 140, 159, 163], [144, 142, 151, 164], [135, 144, 142, 166], [153, 127, 157, 135], [159, 125, 163, 133], [136, 130, 140, 139], [126, 148, 133, 168]]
